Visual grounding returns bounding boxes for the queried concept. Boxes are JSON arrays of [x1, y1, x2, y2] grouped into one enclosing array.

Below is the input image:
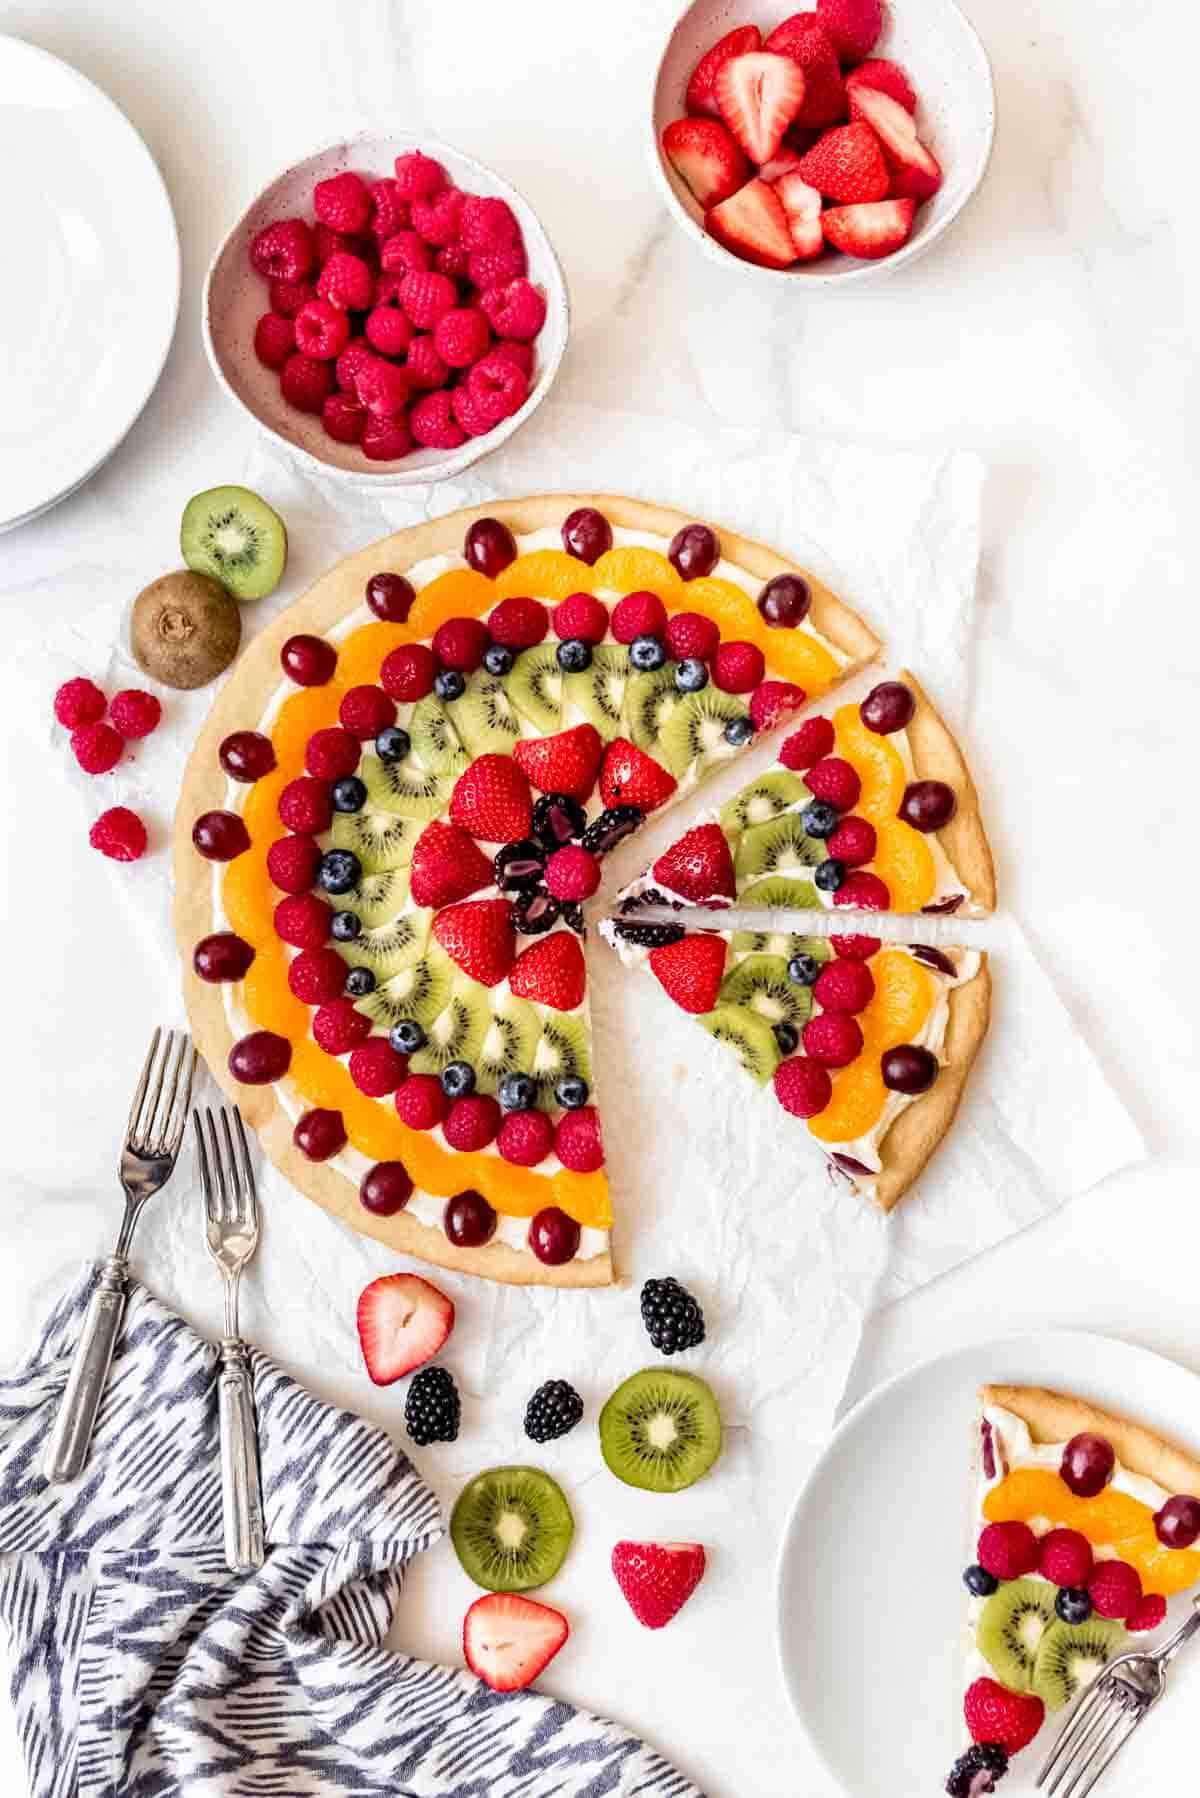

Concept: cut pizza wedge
[[949, 1384, 1200, 1793]]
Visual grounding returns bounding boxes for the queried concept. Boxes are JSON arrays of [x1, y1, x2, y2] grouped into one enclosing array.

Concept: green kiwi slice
[[450, 1466, 574, 1593], [529, 1010, 590, 1109], [699, 1002, 781, 1085], [474, 991, 543, 1096], [335, 905, 432, 982], [507, 644, 563, 734], [453, 671, 523, 757], [658, 688, 746, 778], [408, 976, 490, 1076], [354, 951, 453, 1031], [361, 753, 461, 821], [731, 879, 831, 959], [719, 954, 814, 1031], [734, 812, 823, 882], [180, 484, 287, 601], [338, 869, 410, 930], [1032, 1618, 1126, 1712], [976, 1581, 1058, 1693], [600, 1368, 722, 1493], [330, 810, 420, 874], [563, 645, 628, 741], [720, 770, 808, 836], [408, 694, 465, 773], [624, 667, 679, 752]]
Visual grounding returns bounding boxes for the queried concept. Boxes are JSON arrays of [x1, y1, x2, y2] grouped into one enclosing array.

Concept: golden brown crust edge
[[902, 669, 997, 913], [980, 1384, 1200, 1497]]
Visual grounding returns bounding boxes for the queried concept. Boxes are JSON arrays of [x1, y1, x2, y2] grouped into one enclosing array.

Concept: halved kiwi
[[720, 770, 807, 836], [474, 990, 543, 1096], [507, 644, 562, 734], [1032, 1617, 1126, 1711], [719, 954, 814, 1031], [624, 667, 679, 752], [331, 810, 420, 874], [734, 813, 823, 882], [361, 753, 461, 820], [130, 569, 240, 690], [977, 1580, 1057, 1693], [354, 950, 453, 1031], [529, 1010, 590, 1109], [564, 645, 627, 741], [451, 1465, 574, 1592], [700, 1001, 781, 1085], [658, 688, 745, 778], [408, 694, 465, 772], [731, 879, 831, 959], [180, 484, 287, 601], [408, 976, 490, 1076], [600, 1368, 722, 1493], [454, 671, 522, 758]]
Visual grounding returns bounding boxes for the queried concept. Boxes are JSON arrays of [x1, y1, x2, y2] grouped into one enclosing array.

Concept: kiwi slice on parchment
[[180, 485, 287, 601], [451, 1466, 574, 1592], [600, 1368, 722, 1493]]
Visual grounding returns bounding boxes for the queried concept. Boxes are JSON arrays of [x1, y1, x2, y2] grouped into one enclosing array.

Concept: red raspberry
[[805, 756, 861, 811], [314, 170, 371, 235], [977, 1521, 1039, 1581], [362, 414, 412, 462], [712, 640, 765, 694], [553, 592, 609, 643], [317, 251, 374, 312], [294, 299, 350, 360], [405, 334, 449, 390], [813, 959, 875, 1014], [340, 684, 396, 739], [779, 715, 836, 768], [312, 998, 371, 1055], [433, 306, 491, 368], [468, 242, 527, 289], [380, 229, 432, 275], [349, 1038, 408, 1098], [488, 596, 548, 648], [433, 615, 488, 672], [273, 893, 331, 949], [393, 150, 446, 200], [480, 278, 547, 341], [963, 1679, 1044, 1756], [88, 806, 146, 862], [355, 355, 410, 418], [249, 217, 314, 281], [492, 343, 535, 381], [773, 1056, 833, 1117], [71, 721, 122, 775], [1037, 1528, 1093, 1589], [435, 242, 471, 278], [451, 385, 494, 439], [305, 728, 360, 780], [336, 339, 376, 394], [399, 270, 457, 329], [255, 312, 295, 369], [280, 353, 333, 414], [267, 834, 321, 894], [665, 612, 720, 662], [1128, 1593, 1167, 1633], [313, 223, 365, 266], [497, 1108, 556, 1167], [381, 643, 436, 701], [1088, 1559, 1142, 1621], [826, 815, 876, 867], [411, 186, 464, 247], [469, 352, 528, 424], [555, 1106, 604, 1173], [278, 777, 333, 834], [612, 590, 668, 644], [834, 870, 890, 911], [288, 948, 347, 1005], [364, 304, 413, 357], [54, 677, 106, 729], [749, 681, 807, 731], [322, 392, 366, 444], [831, 931, 881, 960], [411, 390, 465, 450], [461, 194, 520, 251], [394, 1072, 449, 1129], [443, 1093, 501, 1152], [368, 177, 408, 238], [802, 1011, 864, 1068], [545, 845, 601, 901], [268, 276, 316, 317]]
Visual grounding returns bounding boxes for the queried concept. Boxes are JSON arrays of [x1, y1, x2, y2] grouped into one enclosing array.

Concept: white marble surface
[[0, 0, 1198, 1792]]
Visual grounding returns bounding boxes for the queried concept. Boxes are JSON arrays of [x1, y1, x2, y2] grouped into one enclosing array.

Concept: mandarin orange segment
[[833, 704, 906, 823], [1123, 1538, 1200, 1597], [592, 546, 682, 601], [766, 631, 842, 695], [675, 576, 756, 636], [552, 1169, 613, 1230], [488, 550, 586, 603], [984, 1469, 1077, 1527], [807, 1057, 888, 1144], [335, 621, 413, 688], [243, 771, 289, 843], [223, 851, 274, 940], [343, 1088, 416, 1163], [869, 818, 937, 912], [859, 950, 935, 1052], [273, 686, 343, 764], [1077, 1489, 1160, 1546], [409, 567, 495, 632], [243, 949, 310, 1040], [983, 1468, 1200, 1595], [288, 1039, 354, 1110]]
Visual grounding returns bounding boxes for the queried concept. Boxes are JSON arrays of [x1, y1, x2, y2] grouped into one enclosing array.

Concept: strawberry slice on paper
[[356, 1274, 454, 1385], [715, 51, 807, 165], [463, 1593, 569, 1692], [612, 1540, 707, 1629]]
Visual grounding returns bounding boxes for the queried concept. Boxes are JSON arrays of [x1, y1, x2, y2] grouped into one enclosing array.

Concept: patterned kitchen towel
[[0, 1267, 702, 1798]]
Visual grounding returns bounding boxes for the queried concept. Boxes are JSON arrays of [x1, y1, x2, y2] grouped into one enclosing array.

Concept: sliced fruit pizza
[[948, 1385, 1200, 1793], [175, 495, 880, 1287], [601, 674, 994, 1210]]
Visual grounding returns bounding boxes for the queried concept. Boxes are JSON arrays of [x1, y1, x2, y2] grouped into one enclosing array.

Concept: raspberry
[[381, 643, 436, 701], [322, 392, 366, 444], [305, 728, 361, 780], [468, 352, 529, 424], [805, 756, 861, 811], [405, 334, 449, 390], [1087, 1559, 1142, 1620], [411, 186, 464, 247], [71, 721, 122, 775], [349, 1038, 408, 1098], [268, 277, 316, 317], [555, 1106, 604, 1173], [362, 414, 412, 462], [278, 776, 333, 834], [480, 278, 546, 341], [544, 845, 601, 900], [255, 312, 295, 369], [826, 815, 876, 867], [468, 242, 527, 289], [312, 998, 372, 1055], [433, 306, 491, 368], [410, 390, 465, 450], [88, 806, 146, 862], [336, 340, 376, 394], [273, 893, 332, 949], [399, 270, 457, 329], [54, 677, 106, 729], [368, 177, 408, 238], [435, 242, 471, 278], [553, 592, 608, 643], [831, 931, 881, 960], [451, 385, 494, 438], [773, 1056, 833, 1117], [249, 217, 314, 281], [364, 304, 413, 357], [712, 640, 765, 694], [802, 1010, 864, 1068], [109, 691, 161, 741], [432, 616, 488, 672], [355, 356, 410, 418], [461, 194, 520, 251], [314, 170, 371, 235], [1128, 1593, 1167, 1632], [963, 1679, 1044, 1757], [313, 223, 364, 266], [497, 1108, 556, 1167], [340, 685, 396, 739], [380, 229, 432, 275], [294, 299, 350, 360], [488, 597, 548, 648], [443, 1093, 501, 1152], [612, 590, 668, 644], [267, 834, 321, 894], [813, 958, 875, 1013], [1037, 1528, 1093, 1589], [394, 1072, 448, 1129], [749, 680, 807, 731], [977, 1521, 1039, 1581], [779, 716, 836, 768], [280, 353, 333, 414], [288, 948, 347, 1005], [833, 870, 890, 911], [317, 251, 374, 312], [393, 150, 446, 200]]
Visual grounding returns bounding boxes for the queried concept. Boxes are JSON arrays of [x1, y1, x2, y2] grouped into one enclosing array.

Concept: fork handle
[[43, 1256, 129, 1484], [218, 1338, 265, 1574]]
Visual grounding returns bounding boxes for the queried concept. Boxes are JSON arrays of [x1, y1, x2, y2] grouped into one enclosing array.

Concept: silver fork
[[44, 1027, 195, 1484], [1037, 1598, 1200, 1796], [195, 1105, 265, 1574]]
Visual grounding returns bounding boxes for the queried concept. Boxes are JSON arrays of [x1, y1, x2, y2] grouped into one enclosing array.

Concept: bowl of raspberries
[[651, 0, 995, 279], [203, 133, 568, 482]]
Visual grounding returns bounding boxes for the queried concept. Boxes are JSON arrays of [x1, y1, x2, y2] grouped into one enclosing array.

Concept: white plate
[[0, 36, 179, 532], [776, 1331, 1200, 1795]]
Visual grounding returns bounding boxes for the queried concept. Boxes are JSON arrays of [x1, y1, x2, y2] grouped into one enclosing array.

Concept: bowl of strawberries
[[651, 0, 995, 279], [203, 132, 568, 483]]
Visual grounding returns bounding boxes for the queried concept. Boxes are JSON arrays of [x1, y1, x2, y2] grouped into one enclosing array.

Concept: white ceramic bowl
[[203, 131, 568, 486], [649, 0, 996, 285]]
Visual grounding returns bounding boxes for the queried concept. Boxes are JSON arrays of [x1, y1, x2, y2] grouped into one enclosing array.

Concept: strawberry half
[[685, 23, 762, 118], [599, 738, 677, 812], [715, 51, 807, 166], [513, 723, 603, 804], [706, 178, 796, 271], [795, 121, 889, 204], [763, 14, 846, 129], [847, 85, 942, 200], [661, 117, 749, 210], [823, 198, 915, 260], [509, 931, 587, 1011], [433, 898, 515, 987], [449, 753, 532, 842], [463, 1593, 569, 1692], [846, 58, 917, 115], [774, 171, 824, 261], [409, 819, 494, 908], [652, 823, 736, 904], [356, 1273, 454, 1385], [648, 932, 727, 1014], [612, 1541, 707, 1630]]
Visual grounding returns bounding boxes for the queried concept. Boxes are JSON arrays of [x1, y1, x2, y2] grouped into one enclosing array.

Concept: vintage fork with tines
[[195, 1104, 265, 1574], [44, 1027, 195, 1485], [1037, 1597, 1200, 1797]]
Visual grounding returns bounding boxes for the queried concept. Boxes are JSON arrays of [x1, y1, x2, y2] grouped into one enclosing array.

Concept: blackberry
[[531, 792, 586, 850], [581, 804, 642, 857], [945, 1743, 1008, 1796], [494, 838, 546, 893], [561, 901, 587, 937], [524, 1378, 584, 1443], [640, 1276, 705, 1355], [404, 1365, 460, 1446], [511, 890, 561, 935], [612, 892, 685, 949]]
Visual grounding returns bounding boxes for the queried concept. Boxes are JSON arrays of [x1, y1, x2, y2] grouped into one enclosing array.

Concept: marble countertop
[[1, 0, 1197, 1791]]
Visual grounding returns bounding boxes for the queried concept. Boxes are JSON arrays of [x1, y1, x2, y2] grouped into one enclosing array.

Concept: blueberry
[[331, 910, 361, 942], [390, 1019, 426, 1054], [555, 1074, 590, 1110], [317, 848, 361, 895], [484, 643, 514, 677], [723, 715, 754, 747], [814, 857, 845, 893], [801, 799, 839, 839], [556, 638, 592, 673], [440, 1059, 475, 1098], [332, 775, 367, 813], [773, 1021, 799, 1057], [375, 725, 410, 763], [674, 657, 708, 693], [1056, 1587, 1092, 1625], [434, 669, 465, 701], [629, 634, 666, 672], [963, 1564, 998, 1598], [498, 1072, 536, 1112], [788, 954, 821, 986], [344, 966, 376, 997]]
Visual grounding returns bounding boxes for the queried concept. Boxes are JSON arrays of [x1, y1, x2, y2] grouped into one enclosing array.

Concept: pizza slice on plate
[[949, 1384, 1200, 1792]]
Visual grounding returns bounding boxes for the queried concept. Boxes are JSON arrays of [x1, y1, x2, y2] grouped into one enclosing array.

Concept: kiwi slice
[[354, 950, 453, 1031], [361, 753, 461, 821], [407, 694, 465, 773], [529, 1010, 590, 1109], [454, 670, 522, 758], [731, 879, 832, 959], [719, 954, 815, 1031], [720, 770, 808, 836], [331, 810, 420, 874], [507, 644, 563, 734], [976, 1581, 1058, 1693], [700, 1002, 781, 1085], [734, 813, 824, 882], [474, 990, 543, 1097], [600, 1368, 722, 1494], [409, 976, 490, 1076], [624, 667, 679, 752], [336, 906, 432, 982], [1032, 1618, 1126, 1712], [564, 645, 628, 741], [338, 869, 410, 930], [659, 688, 746, 779], [180, 484, 287, 601], [451, 1466, 574, 1593]]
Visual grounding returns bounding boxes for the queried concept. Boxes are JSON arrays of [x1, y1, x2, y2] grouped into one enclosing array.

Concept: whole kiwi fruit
[[131, 570, 241, 689]]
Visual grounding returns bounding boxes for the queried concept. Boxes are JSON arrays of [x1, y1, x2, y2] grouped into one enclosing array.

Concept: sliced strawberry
[[599, 738, 678, 812], [757, 146, 803, 183], [823, 198, 915, 260], [513, 723, 603, 804], [612, 1541, 706, 1629], [661, 116, 749, 210], [846, 58, 917, 115], [648, 932, 727, 1014], [509, 932, 587, 1011], [356, 1273, 453, 1385], [774, 171, 824, 261], [409, 819, 494, 908], [685, 24, 762, 118], [715, 51, 807, 166], [463, 1593, 568, 1692], [846, 85, 942, 200], [795, 121, 889, 204], [449, 753, 532, 842], [652, 823, 736, 904], [433, 898, 515, 987], [706, 178, 796, 271], [763, 14, 846, 129]]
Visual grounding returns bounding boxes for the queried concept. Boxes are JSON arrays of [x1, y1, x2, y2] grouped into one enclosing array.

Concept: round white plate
[[776, 1331, 1200, 1795], [0, 36, 179, 532]]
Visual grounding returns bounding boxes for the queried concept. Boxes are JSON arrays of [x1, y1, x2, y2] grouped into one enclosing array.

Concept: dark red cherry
[[281, 634, 337, 686], [1155, 1495, 1200, 1549], [528, 1206, 580, 1266], [219, 731, 276, 783], [366, 571, 415, 622], [444, 1187, 498, 1247], [359, 1160, 413, 1214], [228, 1030, 291, 1084], [294, 1108, 347, 1162], [464, 517, 517, 578], [881, 1044, 938, 1094], [668, 523, 719, 581], [900, 779, 957, 832], [192, 810, 250, 861], [911, 945, 957, 977], [193, 932, 255, 983], [860, 681, 915, 735], [1061, 1433, 1116, 1498], [561, 506, 612, 566], [757, 574, 811, 628]]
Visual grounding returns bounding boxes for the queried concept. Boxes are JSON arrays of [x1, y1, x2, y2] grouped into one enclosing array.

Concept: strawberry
[[816, 0, 883, 65], [433, 899, 515, 988], [612, 1541, 706, 1630], [757, 147, 804, 183], [449, 754, 533, 842], [409, 820, 494, 908], [846, 58, 917, 114], [356, 1273, 454, 1385], [763, 15, 846, 129], [652, 823, 736, 904], [846, 85, 942, 200], [649, 933, 727, 1014], [685, 24, 762, 118], [513, 724, 603, 803], [774, 170, 824, 260], [600, 738, 677, 812], [463, 1593, 568, 1692], [963, 1679, 1044, 1755], [715, 52, 807, 166], [661, 117, 749, 210], [822, 198, 916, 260], [706, 178, 796, 271], [795, 122, 889, 204], [510, 932, 587, 1011]]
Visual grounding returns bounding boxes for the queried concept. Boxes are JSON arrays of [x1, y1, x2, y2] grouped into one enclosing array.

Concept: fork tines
[[194, 1105, 258, 1225], [1038, 1676, 1144, 1797], [127, 1027, 196, 1159]]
